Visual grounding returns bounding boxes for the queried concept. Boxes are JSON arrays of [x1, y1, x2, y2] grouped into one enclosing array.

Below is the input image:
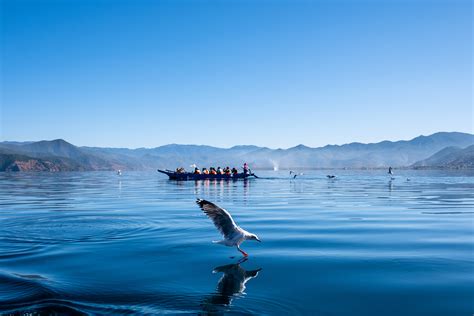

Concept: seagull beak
[[256, 238, 261, 242]]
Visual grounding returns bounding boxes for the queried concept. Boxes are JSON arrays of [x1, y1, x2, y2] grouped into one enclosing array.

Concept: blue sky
[[1, 0, 472, 148]]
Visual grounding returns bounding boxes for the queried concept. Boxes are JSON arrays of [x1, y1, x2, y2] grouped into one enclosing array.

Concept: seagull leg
[[237, 246, 248, 257]]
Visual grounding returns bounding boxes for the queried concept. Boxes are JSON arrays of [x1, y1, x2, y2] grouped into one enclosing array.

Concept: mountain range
[[0, 132, 473, 171], [412, 144, 474, 169]]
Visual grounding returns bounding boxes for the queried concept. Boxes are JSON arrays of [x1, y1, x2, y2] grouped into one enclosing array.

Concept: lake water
[[0, 170, 473, 315]]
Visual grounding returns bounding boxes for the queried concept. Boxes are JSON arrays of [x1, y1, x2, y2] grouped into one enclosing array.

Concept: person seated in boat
[[243, 163, 249, 174], [202, 168, 209, 174], [194, 167, 201, 174], [217, 167, 223, 174], [224, 166, 231, 175], [231, 167, 238, 175], [210, 167, 217, 175], [176, 167, 185, 173]]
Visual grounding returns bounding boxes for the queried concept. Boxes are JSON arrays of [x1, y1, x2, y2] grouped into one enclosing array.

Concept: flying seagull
[[196, 199, 260, 257]]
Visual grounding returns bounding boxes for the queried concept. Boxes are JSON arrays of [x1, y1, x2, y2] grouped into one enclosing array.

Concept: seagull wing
[[196, 199, 240, 239]]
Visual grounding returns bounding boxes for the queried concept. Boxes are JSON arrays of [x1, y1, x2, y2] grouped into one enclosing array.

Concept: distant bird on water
[[196, 199, 261, 257], [290, 171, 303, 179], [388, 166, 394, 176], [388, 167, 395, 180], [117, 169, 122, 176], [326, 175, 336, 179]]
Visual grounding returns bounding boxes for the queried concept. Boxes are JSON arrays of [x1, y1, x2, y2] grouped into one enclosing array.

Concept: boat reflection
[[193, 179, 251, 203], [201, 258, 262, 313]]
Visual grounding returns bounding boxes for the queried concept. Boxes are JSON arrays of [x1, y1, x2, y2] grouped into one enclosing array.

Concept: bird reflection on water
[[201, 258, 262, 314]]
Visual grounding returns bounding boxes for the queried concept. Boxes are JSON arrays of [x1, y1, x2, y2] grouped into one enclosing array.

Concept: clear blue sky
[[1, 0, 472, 148]]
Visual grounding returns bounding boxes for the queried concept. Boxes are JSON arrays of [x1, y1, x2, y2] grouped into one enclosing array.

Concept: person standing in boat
[[243, 163, 249, 175]]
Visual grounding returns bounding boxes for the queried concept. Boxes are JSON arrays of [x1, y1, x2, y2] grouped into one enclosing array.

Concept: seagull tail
[[212, 240, 226, 245]]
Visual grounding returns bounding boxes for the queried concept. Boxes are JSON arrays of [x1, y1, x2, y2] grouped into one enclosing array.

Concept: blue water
[[0, 170, 473, 315]]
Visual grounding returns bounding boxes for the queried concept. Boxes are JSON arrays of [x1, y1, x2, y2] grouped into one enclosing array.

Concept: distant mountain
[[0, 132, 473, 171], [19, 139, 85, 158], [238, 132, 474, 169], [412, 144, 474, 169], [0, 139, 133, 171], [0, 151, 83, 171]]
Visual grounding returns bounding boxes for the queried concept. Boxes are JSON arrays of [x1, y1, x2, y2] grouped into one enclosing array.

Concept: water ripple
[[0, 170, 473, 315]]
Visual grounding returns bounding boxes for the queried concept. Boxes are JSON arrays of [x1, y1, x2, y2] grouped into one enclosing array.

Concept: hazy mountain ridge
[[1, 132, 473, 171], [0, 150, 84, 172], [0, 140, 133, 171], [412, 145, 474, 169]]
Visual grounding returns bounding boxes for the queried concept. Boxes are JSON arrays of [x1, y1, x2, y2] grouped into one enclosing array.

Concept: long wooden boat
[[157, 169, 257, 180]]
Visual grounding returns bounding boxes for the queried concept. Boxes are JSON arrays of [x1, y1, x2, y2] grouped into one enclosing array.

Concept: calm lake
[[0, 170, 473, 315]]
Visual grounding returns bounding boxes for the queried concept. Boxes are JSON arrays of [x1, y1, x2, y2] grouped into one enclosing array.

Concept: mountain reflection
[[200, 258, 262, 314]]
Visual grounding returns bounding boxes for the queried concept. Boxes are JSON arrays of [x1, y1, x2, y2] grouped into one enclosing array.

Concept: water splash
[[270, 160, 279, 171]]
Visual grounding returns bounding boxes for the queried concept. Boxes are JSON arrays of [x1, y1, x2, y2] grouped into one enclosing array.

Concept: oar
[[252, 173, 260, 178]]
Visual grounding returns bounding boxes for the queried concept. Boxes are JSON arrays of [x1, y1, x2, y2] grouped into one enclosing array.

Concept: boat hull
[[157, 169, 255, 180]]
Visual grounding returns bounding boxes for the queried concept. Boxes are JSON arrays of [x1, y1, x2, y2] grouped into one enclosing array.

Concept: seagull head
[[248, 234, 261, 242]]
